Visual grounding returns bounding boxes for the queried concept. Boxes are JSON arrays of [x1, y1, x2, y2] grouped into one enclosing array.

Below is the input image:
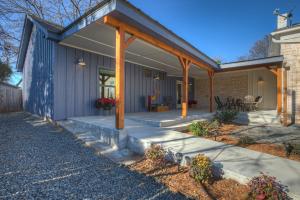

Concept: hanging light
[[77, 58, 86, 67]]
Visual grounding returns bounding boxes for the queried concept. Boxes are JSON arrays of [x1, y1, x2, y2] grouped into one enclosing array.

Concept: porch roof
[[17, 0, 219, 75], [219, 56, 284, 72]]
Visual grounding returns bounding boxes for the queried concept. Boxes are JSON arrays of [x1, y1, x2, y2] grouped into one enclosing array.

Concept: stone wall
[[281, 43, 300, 124], [194, 69, 277, 111]]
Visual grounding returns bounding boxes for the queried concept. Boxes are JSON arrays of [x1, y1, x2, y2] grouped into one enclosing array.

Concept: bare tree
[[237, 35, 270, 61], [0, 0, 101, 82]]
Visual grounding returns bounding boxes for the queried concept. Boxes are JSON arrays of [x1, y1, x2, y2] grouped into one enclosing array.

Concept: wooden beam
[[266, 67, 278, 76], [208, 71, 214, 112], [104, 16, 214, 72], [178, 56, 191, 118], [124, 35, 136, 49], [115, 26, 125, 129], [277, 68, 283, 115]]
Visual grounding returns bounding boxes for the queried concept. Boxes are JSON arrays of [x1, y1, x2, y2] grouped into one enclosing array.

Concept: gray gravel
[[0, 112, 187, 200]]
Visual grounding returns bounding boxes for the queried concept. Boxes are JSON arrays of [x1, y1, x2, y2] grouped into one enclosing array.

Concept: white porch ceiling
[[59, 20, 206, 78]]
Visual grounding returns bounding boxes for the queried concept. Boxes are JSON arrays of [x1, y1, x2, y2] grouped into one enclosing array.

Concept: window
[[99, 68, 115, 98]]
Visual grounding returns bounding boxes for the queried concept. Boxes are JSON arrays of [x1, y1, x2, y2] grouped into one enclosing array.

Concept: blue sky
[[128, 0, 300, 62]]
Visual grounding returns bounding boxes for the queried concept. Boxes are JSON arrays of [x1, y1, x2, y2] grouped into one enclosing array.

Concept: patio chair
[[254, 96, 263, 111], [163, 96, 172, 109], [226, 96, 235, 109], [235, 98, 245, 111], [244, 95, 255, 111], [214, 96, 225, 110]]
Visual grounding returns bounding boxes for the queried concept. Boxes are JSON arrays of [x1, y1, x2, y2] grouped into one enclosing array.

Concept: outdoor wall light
[[153, 74, 160, 80], [175, 152, 183, 171], [258, 77, 264, 84], [77, 58, 86, 67]]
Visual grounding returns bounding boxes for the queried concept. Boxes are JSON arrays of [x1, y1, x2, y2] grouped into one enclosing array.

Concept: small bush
[[238, 136, 256, 145], [189, 120, 219, 137], [189, 154, 213, 183], [209, 119, 220, 130], [248, 173, 289, 200], [145, 144, 166, 166], [189, 121, 210, 137], [215, 109, 238, 123]]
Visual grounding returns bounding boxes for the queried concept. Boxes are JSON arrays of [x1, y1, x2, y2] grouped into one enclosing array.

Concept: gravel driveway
[[0, 112, 187, 200]]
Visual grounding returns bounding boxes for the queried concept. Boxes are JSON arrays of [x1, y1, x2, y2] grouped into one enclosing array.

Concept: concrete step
[[127, 112, 214, 128], [57, 119, 127, 149]]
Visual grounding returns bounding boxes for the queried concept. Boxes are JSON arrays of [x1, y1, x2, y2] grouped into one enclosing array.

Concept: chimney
[[277, 13, 288, 29]]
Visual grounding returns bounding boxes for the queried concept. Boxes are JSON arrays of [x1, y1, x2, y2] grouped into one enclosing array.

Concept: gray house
[[18, 0, 297, 128]]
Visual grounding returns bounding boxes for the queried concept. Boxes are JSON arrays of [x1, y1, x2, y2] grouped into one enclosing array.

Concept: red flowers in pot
[[95, 98, 116, 110]]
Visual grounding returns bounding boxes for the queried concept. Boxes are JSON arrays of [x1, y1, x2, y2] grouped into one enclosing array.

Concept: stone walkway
[[0, 112, 186, 200]]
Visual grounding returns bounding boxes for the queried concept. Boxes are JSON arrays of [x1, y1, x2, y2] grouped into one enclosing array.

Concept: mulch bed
[[186, 123, 300, 162], [129, 159, 249, 200]]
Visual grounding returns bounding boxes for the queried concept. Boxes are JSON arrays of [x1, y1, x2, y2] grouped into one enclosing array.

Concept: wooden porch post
[[115, 27, 136, 129], [115, 26, 125, 129], [283, 68, 288, 126], [178, 56, 191, 118], [277, 68, 283, 115], [208, 71, 214, 112]]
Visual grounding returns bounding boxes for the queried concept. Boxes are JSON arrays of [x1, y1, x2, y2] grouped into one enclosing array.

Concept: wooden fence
[[0, 82, 22, 113]]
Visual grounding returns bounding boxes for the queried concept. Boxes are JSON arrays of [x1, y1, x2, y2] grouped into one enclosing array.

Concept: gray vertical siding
[[23, 26, 54, 118], [22, 25, 195, 121], [53, 44, 195, 120]]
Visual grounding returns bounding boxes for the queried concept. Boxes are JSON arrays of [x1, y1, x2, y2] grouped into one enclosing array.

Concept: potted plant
[[95, 98, 116, 115]]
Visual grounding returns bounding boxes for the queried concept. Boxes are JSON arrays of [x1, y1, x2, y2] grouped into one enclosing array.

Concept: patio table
[[244, 101, 256, 111]]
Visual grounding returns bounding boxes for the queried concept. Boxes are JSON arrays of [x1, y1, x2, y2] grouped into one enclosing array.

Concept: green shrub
[[248, 173, 289, 200], [145, 144, 166, 166], [238, 136, 256, 146], [189, 120, 220, 137], [215, 109, 238, 123], [189, 154, 213, 183], [209, 119, 220, 130], [189, 121, 211, 137]]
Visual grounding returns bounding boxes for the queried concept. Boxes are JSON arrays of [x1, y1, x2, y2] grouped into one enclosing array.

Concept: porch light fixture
[[153, 74, 160, 80], [77, 58, 86, 67], [175, 152, 183, 171], [258, 77, 264, 84]]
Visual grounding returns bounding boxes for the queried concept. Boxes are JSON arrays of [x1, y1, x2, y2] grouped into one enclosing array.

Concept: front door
[[176, 80, 182, 109]]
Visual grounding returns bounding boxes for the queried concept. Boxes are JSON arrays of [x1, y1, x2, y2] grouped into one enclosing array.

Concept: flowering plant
[[95, 98, 116, 110], [248, 173, 289, 200], [189, 154, 213, 183]]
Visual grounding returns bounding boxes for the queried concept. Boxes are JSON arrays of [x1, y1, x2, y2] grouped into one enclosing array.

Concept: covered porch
[[58, 0, 218, 129], [58, 0, 288, 129]]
